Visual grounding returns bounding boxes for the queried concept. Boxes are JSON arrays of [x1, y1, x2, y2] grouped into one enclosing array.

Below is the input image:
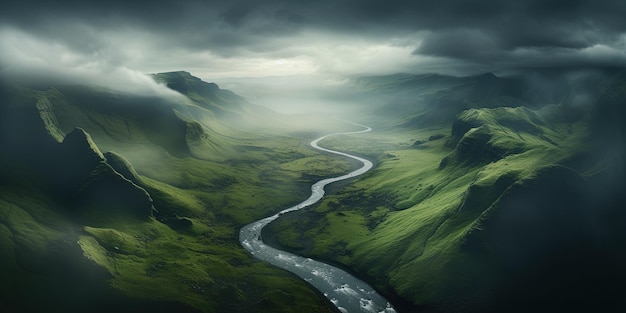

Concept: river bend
[[239, 123, 397, 313]]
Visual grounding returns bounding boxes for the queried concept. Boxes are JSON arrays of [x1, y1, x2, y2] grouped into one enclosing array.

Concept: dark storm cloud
[[1, 0, 625, 76]]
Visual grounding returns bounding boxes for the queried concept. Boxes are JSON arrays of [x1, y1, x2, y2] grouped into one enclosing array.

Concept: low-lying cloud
[[0, 28, 182, 98]]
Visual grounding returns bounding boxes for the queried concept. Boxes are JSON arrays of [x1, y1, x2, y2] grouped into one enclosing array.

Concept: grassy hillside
[[0, 75, 355, 313], [265, 86, 626, 312], [152, 71, 274, 124]]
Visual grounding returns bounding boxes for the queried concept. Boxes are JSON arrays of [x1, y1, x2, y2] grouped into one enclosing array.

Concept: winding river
[[239, 123, 397, 313]]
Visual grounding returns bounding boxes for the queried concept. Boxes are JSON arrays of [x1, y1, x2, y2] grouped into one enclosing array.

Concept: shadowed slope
[[0, 73, 341, 313]]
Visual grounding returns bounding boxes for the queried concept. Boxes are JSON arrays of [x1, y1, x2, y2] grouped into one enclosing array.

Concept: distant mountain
[[152, 71, 270, 119], [355, 71, 573, 127]]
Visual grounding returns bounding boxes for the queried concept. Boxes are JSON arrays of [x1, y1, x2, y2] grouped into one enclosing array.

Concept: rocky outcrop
[[74, 161, 155, 219], [441, 107, 548, 168], [59, 128, 106, 186], [56, 128, 154, 218], [447, 107, 545, 147], [104, 151, 141, 185]]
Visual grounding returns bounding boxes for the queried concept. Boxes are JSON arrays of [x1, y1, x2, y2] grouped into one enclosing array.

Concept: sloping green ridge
[[265, 102, 625, 312], [152, 71, 243, 117], [0, 75, 346, 313]]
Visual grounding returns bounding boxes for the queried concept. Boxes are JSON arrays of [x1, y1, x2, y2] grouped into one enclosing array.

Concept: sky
[[1, 0, 626, 109]]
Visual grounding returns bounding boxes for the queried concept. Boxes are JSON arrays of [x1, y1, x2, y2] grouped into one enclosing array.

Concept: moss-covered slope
[[0, 74, 347, 313], [266, 95, 625, 312]]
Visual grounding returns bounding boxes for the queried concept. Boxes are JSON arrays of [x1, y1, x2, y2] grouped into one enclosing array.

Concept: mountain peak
[[151, 71, 218, 95], [155, 70, 194, 78], [62, 127, 105, 163], [152, 70, 204, 83], [150, 70, 252, 118]]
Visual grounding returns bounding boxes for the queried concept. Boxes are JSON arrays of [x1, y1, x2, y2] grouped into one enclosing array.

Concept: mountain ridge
[[354, 71, 575, 128], [0, 71, 341, 313]]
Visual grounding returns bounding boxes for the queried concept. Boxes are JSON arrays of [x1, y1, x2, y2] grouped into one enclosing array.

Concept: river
[[239, 123, 397, 313]]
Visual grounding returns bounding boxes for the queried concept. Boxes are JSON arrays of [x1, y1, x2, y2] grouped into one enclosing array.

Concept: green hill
[[265, 71, 626, 312], [0, 74, 348, 313]]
